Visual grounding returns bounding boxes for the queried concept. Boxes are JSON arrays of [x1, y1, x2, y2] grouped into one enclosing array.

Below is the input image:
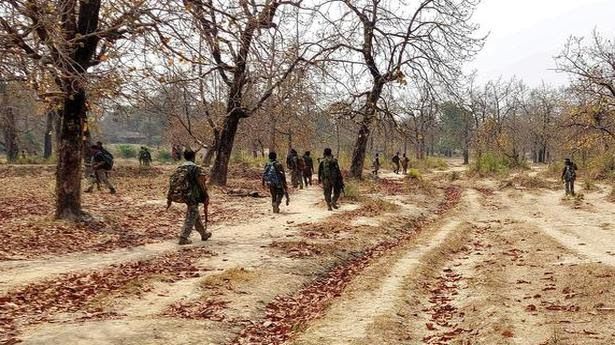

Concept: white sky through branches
[[468, 0, 615, 86]]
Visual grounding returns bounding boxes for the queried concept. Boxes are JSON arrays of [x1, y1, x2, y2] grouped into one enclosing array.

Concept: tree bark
[[55, 89, 86, 220], [1, 81, 19, 162], [463, 148, 469, 165], [210, 110, 242, 185], [349, 83, 383, 179]]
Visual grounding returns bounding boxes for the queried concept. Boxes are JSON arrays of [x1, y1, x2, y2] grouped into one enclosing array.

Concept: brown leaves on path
[[0, 247, 215, 344], [233, 187, 462, 345]]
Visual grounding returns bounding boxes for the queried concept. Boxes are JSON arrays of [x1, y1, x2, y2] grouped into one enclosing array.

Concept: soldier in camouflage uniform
[[170, 150, 212, 245], [372, 153, 381, 176], [286, 149, 304, 189], [263, 151, 289, 213], [302, 151, 314, 186], [85, 144, 116, 194], [318, 148, 344, 211], [401, 153, 410, 175], [139, 147, 152, 167], [562, 158, 578, 196]]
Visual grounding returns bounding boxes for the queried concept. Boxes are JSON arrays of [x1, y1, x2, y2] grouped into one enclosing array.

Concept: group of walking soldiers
[[373, 152, 410, 176], [263, 148, 343, 212]]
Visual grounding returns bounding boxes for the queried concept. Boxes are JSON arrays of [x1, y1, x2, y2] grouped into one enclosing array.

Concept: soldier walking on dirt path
[[401, 153, 410, 175], [392, 152, 401, 174], [303, 151, 314, 187], [286, 149, 304, 189], [85, 142, 116, 194], [372, 153, 381, 176], [318, 148, 344, 211], [562, 158, 578, 196], [167, 150, 212, 245], [139, 147, 152, 167], [263, 152, 290, 213]]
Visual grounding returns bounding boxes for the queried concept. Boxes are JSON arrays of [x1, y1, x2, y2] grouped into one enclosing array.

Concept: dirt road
[[2, 163, 615, 345]]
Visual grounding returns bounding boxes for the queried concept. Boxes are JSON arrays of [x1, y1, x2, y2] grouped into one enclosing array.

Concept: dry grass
[[200, 267, 260, 290]]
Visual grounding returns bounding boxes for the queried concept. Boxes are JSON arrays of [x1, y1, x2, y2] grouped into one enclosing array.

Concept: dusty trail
[[288, 189, 479, 345], [6, 186, 362, 345], [0, 187, 353, 293], [503, 188, 615, 266]]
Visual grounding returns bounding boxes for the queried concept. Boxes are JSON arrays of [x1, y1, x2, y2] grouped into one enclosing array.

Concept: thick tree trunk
[[349, 121, 371, 178], [463, 148, 469, 165], [43, 110, 55, 159], [55, 89, 87, 220], [203, 133, 219, 167], [349, 83, 383, 179], [1, 82, 19, 162], [210, 111, 242, 185]]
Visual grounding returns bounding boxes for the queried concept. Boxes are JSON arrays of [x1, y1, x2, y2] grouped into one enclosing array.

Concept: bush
[[156, 149, 172, 163], [583, 179, 598, 191], [412, 156, 448, 171], [231, 151, 266, 168], [343, 181, 361, 201], [407, 168, 422, 180], [469, 153, 510, 177], [116, 144, 137, 158]]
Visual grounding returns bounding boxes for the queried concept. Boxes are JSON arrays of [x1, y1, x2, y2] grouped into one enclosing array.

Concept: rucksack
[[321, 158, 333, 180], [168, 164, 199, 204], [297, 157, 306, 171], [564, 165, 576, 181], [264, 162, 282, 187], [100, 148, 114, 170]]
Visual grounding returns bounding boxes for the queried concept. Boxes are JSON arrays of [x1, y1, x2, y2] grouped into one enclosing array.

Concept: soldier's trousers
[[303, 169, 313, 186], [180, 204, 207, 239], [87, 170, 114, 191], [291, 170, 304, 189], [269, 185, 285, 212], [323, 181, 341, 206], [565, 180, 575, 195]]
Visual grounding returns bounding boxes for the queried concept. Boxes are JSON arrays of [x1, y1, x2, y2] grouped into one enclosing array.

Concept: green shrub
[[583, 179, 598, 191], [342, 181, 361, 201], [116, 144, 137, 158], [469, 153, 510, 177], [156, 149, 172, 162], [230, 151, 266, 168], [407, 168, 422, 180]]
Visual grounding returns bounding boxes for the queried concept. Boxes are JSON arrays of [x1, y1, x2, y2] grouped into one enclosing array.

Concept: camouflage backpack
[[167, 164, 199, 204]]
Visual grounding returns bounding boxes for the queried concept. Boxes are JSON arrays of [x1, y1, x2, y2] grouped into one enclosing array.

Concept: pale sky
[[467, 0, 615, 86]]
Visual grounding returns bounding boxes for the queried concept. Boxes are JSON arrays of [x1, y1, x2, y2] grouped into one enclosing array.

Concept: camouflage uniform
[[286, 150, 304, 189], [303, 153, 314, 186], [401, 155, 410, 175], [263, 160, 288, 213], [372, 155, 381, 176], [562, 160, 578, 196], [139, 147, 152, 167], [85, 149, 115, 193], [178, 161, 211, 242], [392, 154, 401, 174], [318, 155, 344, 211]]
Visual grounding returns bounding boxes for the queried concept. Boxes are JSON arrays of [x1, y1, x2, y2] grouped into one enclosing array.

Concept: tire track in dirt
[[502, 189, 615, 267], [0, 187, 354, 294], [289, 220, 464, 345], [5, 188, 359, 345], [233, 186, 462, 345]]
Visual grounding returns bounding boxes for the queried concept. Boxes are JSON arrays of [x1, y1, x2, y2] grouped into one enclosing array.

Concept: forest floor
[[1, 160, 615, 345]]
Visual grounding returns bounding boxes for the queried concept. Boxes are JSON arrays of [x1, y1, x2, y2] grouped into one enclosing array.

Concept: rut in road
[[288, 190, 482, 345]]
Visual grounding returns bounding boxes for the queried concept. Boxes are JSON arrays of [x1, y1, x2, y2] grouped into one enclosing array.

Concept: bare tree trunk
[[203, 130, 220, 167], [43, 110, 55, 159], [349, 84, 383, 179], [1, 82, 18, 162], [463, 148, 469, 165], [55, 89, 87, 220], [210, 109, 242, 185]]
